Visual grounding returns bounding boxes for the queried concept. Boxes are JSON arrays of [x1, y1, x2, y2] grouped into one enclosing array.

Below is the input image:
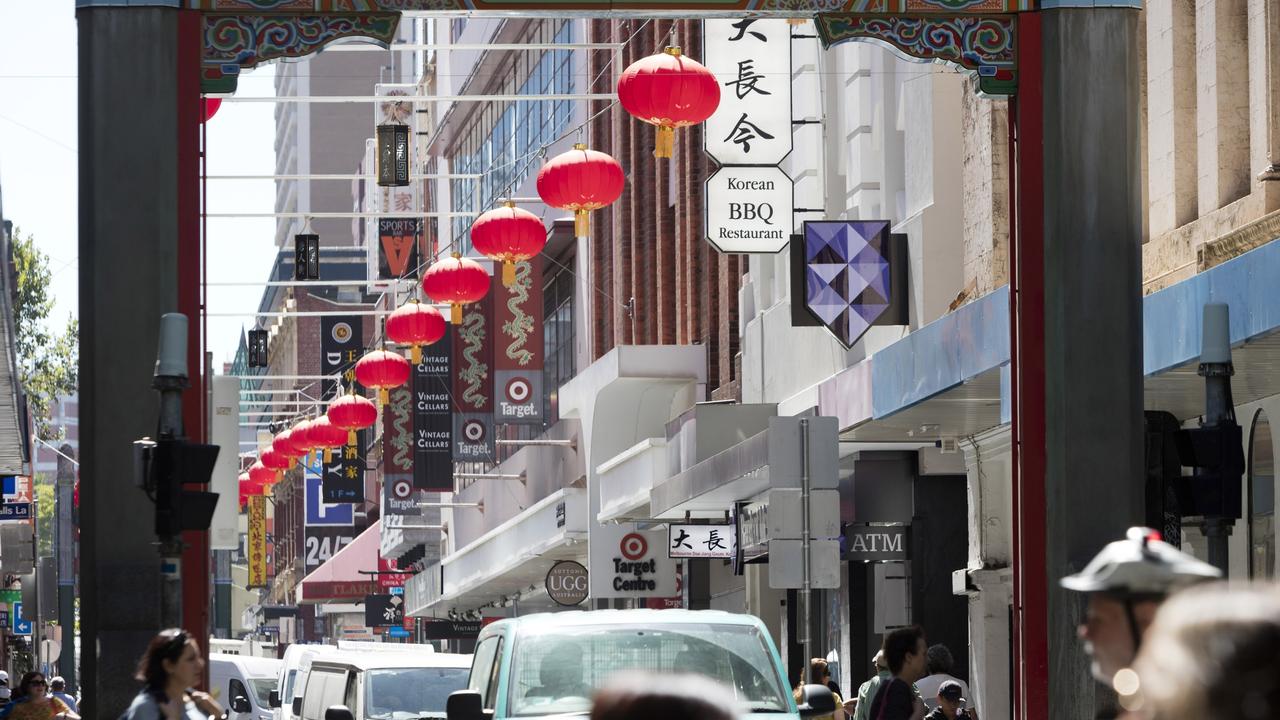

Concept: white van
[[272, 644, 344, 720], [299, 652, 471, 720], [209, 653, 283, 720]]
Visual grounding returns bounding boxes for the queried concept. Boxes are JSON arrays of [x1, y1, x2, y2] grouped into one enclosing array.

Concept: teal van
[[443, 609, 835, 720]]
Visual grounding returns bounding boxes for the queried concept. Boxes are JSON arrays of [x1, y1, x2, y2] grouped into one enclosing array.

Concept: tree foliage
[[12, 229, 78, 440]]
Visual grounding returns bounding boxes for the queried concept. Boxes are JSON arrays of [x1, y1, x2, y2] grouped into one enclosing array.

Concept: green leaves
[[12, 229, 78, 441]]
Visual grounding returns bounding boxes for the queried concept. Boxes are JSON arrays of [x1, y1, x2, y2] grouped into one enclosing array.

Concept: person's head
[[872, 650, 887, 673], [539, 641, 585, 688], [49, 677, 65, 693], [1060, 527, 1221, 684], [1131, 582, 1280, 720], [926, 644, 955, 676], [591, 672, 738, 720], [135, 627, 205, 693], [18, 672, 48, 700], [936, 680, 966, 719], [807, 658, 830, 686], [881, 626, 927, 682]]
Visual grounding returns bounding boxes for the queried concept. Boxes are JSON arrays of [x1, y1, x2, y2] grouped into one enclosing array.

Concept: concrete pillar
[[1249, 0, 1280, 199], [77, 5, 183, 717], [962, 428, 1012, 720], [1147, 0, 1199, 235], [1041, 8, 1146, 719], [1195, 0, 1250, 212]]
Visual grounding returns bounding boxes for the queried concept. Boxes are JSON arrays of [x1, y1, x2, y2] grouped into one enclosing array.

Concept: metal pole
[[799, 418, 811, 673], [155, 315, 189, 629], [56, 446, 76, 691], [31, 493, 40, 675]]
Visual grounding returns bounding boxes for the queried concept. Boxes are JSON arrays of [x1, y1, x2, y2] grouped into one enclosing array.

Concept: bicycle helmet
[[1061, 527, 1222, 596]]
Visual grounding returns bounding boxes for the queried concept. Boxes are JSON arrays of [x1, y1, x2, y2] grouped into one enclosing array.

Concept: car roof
[[483, 609, 768, 634], [310, 652, 471, 671], [209, 653, 283, 677]]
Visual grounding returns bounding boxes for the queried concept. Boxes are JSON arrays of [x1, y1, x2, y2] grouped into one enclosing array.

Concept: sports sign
[[377, 218, 422, 280]]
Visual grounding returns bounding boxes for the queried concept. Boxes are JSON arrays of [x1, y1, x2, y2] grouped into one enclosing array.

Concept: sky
[[0, 1, 280, 369]]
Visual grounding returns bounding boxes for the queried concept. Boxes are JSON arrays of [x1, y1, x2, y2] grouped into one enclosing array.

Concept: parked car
[[445, 609, 836, 720], [210, 653, 283, 720], [273, 642, 444, 720], [298, 651, 472, 720]]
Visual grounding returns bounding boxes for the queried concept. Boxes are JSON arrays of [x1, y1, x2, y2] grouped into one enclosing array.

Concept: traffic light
[[152, 437, 222, 538], [1174, 423, 1244, 520]]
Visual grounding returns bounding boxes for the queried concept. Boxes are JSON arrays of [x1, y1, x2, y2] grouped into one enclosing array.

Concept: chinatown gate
[[76, 1, 1142, 718]]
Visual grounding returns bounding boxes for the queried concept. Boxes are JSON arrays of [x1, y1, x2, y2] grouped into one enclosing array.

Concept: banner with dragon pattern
[[494, 257, 544, 424], [452, 270, 497, 462]]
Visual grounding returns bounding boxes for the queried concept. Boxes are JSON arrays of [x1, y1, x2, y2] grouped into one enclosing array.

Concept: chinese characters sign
[[668, 523, 738, 559], [321, 316, 365, 503], [494, 258, 544, 424], [248, 495, 268, 588], [703, 19, 793, 166]]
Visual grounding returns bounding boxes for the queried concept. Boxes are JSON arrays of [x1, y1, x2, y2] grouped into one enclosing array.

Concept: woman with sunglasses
[[120, 628, 225, 720], [0, 672, 79, 719]]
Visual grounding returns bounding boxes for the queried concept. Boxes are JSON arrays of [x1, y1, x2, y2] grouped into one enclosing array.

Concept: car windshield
[[364, 667, 470, 719], [249, 678, 275, 707], [508, 623, 790, 717]]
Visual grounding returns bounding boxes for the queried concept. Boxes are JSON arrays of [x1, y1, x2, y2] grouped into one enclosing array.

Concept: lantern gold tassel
[[324, 448, 333, 464], [502, 261, 516, 287], [575, 209, 590, 237], [654, 126, 674, 159], [451, 303, 463, 325], [410, 345, 422, 365], [378, 387, 389, 404], [347, 429, 357, 447]]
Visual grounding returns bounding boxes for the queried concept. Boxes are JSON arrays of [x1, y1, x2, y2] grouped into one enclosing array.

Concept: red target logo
[[462, 419, 487, 442], [506, 377, 531, 403], [391, 478, 412, 500], [620, 533, 648, 560]]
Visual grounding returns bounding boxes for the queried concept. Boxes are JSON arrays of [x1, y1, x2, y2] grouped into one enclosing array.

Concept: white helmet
[[1061, 527, 1222, 596]]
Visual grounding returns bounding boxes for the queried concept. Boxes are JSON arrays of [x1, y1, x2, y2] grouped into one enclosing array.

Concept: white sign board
[[589, 523, 677, 598], [668, 524, 737, 558], [703, 19, 793, 166], [705, 166, 794, 253], [209, 376, 240, 550]]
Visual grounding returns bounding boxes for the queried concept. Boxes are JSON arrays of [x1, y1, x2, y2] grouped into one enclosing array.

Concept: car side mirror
[[269, 690, 281, 709], [446, 690, 492, 720], [292, 696, 303, 717], [796, 684, 837, 718], [324, 705, 355, 720], [231, 695, 252, 713]]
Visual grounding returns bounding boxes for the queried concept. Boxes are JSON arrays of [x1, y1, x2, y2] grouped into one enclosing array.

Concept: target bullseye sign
[[391, 478, 412, 500], [506, 377, 531, 402], [462, 419, 486, 442], [620, 533, 648, 561]]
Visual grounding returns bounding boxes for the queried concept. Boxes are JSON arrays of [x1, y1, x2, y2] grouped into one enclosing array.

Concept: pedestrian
[[0, 672, 79, 719], [45, 681, 75, 716], [1128, 582, 1280, 720], [923, 681, 974, 720], [1059, 527, 1220, 689], [590, 671, 739, 720], [119, 628, 224, 720], [866, 626, 928, 720], [795, 658, 844, 720], [851, 651, 888, 720], [0, 671, 10, 703], [914, 645, 971, 712]]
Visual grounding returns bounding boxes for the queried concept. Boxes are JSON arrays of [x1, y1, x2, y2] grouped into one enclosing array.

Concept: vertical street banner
[[321, 316, 365, 503], [378, 218, 422, 280], [494, 257, 545, 424], [415, 323, 453, 490], [702, 19, 793, 166], [248, 495, 267, 589], [452, 272, 496, 462], [382, 383, 421, 515]]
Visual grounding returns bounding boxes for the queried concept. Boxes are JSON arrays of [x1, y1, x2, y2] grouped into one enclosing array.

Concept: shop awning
[[413, 488, 587, 617], [297, 520, 382, 604]]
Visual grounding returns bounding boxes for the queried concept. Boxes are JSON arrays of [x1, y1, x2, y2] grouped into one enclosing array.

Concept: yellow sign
[[248, 495, 267, 588]]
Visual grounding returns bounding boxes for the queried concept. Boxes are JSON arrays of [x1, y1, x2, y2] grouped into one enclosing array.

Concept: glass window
[[470, 636, 503, 709], [249, 678, 275, 708], [1250, 410, 1275, 579], [229, 678, 250, 706], [508, 623, 789, 717], [364, 667, 470, 718]]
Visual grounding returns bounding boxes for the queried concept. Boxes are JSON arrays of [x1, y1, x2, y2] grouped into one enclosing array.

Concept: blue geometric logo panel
[[803, 221, 893, 348]]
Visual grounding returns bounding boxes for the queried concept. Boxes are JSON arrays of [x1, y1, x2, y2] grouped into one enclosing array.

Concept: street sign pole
[[798, 418, 811, 674], [32, 493, 40, 673]]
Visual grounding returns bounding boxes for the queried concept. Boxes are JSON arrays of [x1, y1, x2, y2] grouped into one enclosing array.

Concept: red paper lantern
[[422, 253, 490, 325], [260, 448, 290, 477], [291, 418, 316, 465], [248, 459, 276, 489], [272, 427, 303, 468], [327, 389, 378, 447], [355, 349, 412, 404], [386, 299, 446, 365], [308, 415, 349, 463], [537, 144, 625, 237], [202, 97, 221, 123], [470, 202, 547, 286], [617, 46, 720, 159]]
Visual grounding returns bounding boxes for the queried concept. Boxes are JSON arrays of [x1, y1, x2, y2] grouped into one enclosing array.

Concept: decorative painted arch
[[194, 0, 1025, 96]]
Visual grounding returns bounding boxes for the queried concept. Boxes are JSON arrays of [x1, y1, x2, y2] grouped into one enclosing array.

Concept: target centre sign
[[589, 524, 676, 599]]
